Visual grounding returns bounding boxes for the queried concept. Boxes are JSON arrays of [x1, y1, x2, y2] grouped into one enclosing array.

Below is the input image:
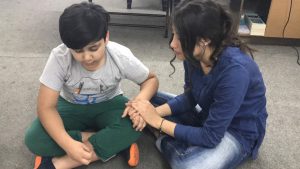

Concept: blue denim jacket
[[168, 47, 268, 159]]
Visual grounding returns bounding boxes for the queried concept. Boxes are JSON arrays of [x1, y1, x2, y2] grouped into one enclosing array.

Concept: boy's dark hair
[[59, 2, 110, 49]]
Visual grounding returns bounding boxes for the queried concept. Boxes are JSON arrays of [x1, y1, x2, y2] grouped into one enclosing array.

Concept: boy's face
[[70, 32, 109, 71]]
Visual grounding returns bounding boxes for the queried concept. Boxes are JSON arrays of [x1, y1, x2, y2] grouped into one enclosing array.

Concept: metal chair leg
[[127, 0, 132, 9], [164, 0, 172, 38]]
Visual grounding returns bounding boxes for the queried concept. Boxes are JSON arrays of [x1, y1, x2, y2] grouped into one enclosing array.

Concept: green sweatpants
[[24, 95, 141, 161]]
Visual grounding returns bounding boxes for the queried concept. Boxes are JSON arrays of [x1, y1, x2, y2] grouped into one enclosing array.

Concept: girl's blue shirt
[[168, 47, 268, 159]]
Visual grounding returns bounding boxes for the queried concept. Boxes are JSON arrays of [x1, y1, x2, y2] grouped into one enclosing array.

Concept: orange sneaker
[[34, 156, 42, 169], [121, 143, 140, 167], [33, 156, 55, 169]]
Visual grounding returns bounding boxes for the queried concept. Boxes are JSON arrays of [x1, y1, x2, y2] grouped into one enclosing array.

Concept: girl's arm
[[128, 100, 176, 137], [155, 103, 172, 117]]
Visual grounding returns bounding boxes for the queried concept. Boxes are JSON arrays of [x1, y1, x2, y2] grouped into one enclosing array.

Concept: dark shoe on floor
[[34, 156, 55, 169], [120, 143, 139, 167]]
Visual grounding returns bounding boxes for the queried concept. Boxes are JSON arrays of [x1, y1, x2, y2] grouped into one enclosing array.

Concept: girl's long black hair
[[169, 0, 254, 76]]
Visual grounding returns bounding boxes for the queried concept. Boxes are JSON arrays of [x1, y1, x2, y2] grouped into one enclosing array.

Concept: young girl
[[125, 0, 268, 168]]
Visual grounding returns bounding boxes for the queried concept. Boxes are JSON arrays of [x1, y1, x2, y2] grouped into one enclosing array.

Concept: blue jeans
[[150, 92, 248, 169]]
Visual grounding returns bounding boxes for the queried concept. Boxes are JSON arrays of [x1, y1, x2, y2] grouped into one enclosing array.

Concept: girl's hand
[[65, 140, 92, 165]]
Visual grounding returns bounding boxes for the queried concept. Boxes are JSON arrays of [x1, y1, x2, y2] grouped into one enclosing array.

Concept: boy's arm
[[37, 84, 92, 164], [122, 72, 158, 125], [134, 72, 159, 101], [37, 84, 73, 148]]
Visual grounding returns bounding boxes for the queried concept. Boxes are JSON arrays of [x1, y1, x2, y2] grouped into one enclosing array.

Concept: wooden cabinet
[[265, 0, 300, 39], [237, 0, 300, 39], [282, 0, 300, 38]]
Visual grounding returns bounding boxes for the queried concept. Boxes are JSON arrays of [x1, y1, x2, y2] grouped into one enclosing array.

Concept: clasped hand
[[65, 139, 93, 165], [122, 100, 162, 130], [122, 101, 146, 131]]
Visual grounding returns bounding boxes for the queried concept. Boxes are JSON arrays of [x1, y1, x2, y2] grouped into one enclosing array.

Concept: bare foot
[[81, 132, 95, 142], [52, 140, 99, 169]]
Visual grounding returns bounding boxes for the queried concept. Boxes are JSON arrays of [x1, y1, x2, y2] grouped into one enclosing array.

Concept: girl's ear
[[197, 38, 211, 46]]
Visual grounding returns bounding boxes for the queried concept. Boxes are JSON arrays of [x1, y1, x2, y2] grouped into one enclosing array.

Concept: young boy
[[24, 2, 158, 169]]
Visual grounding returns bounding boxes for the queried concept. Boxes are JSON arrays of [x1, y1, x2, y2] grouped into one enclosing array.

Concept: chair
[[127, 0, 168, 11], [88, 0, 172, 38]]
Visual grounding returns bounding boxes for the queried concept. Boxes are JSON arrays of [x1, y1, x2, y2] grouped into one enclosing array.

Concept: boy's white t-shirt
[[39, 41, 149, 104]]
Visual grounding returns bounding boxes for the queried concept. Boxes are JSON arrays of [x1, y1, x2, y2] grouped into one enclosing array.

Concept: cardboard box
[[244, 12, 266, 36]]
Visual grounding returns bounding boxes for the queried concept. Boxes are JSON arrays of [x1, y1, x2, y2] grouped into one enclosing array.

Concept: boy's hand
[[122, 101, 146, 131], [122, 98, 141, 118], [122, 104, 137, 118], [65, 140, 92, 165], [122, 104, 146, 131]]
